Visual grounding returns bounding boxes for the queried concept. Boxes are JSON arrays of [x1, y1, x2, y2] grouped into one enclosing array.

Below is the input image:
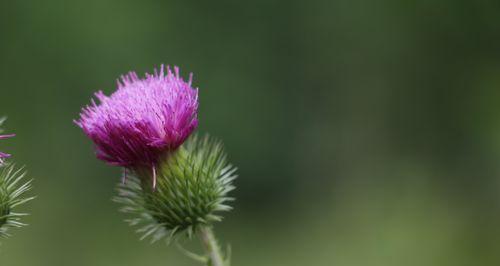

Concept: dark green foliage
[[115, 135, 237, 243]]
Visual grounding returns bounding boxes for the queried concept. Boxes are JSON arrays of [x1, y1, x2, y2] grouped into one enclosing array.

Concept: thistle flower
[[0, 164, 34, 238], [0, 119, 34, 239], [75, 65, 198, 186], [76, 66, 236, 266]]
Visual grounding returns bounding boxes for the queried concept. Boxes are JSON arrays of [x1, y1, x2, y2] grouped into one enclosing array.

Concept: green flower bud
[[115, 135, 237, 242], [0, 164, 34, 238]]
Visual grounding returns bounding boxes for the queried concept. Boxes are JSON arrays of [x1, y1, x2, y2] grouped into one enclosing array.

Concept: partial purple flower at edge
[[75, 65, 199, 186], [0, 134, 15, 164]]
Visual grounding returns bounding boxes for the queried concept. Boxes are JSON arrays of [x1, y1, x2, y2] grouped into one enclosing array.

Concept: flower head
[[0, 119, 33, 239], [0, 164, 34, 238], [77, 66, 237, 247], [76, 65, 199, 171], [114, 135, 237, 242]]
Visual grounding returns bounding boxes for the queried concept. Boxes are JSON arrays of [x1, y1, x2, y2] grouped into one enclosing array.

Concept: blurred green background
[[1, 0, 500, 265]]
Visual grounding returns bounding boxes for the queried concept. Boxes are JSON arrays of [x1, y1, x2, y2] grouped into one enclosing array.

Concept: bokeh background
[[1, 0, 500, 265]]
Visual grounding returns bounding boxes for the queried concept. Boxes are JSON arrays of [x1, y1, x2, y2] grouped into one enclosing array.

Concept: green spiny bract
[[0, 164, 34, 238], [115, 135, 237, 243]]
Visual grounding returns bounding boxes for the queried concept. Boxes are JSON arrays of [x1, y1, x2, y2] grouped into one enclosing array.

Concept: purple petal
[[75, 65, 198, 171]]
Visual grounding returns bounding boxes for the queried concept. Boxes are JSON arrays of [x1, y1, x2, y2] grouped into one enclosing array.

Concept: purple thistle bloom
[[76, 65, 199, 185], [0, 134, 14, 164]]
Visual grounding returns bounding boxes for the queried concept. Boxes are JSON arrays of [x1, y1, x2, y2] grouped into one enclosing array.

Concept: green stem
[[199, 226, 226, 266]]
